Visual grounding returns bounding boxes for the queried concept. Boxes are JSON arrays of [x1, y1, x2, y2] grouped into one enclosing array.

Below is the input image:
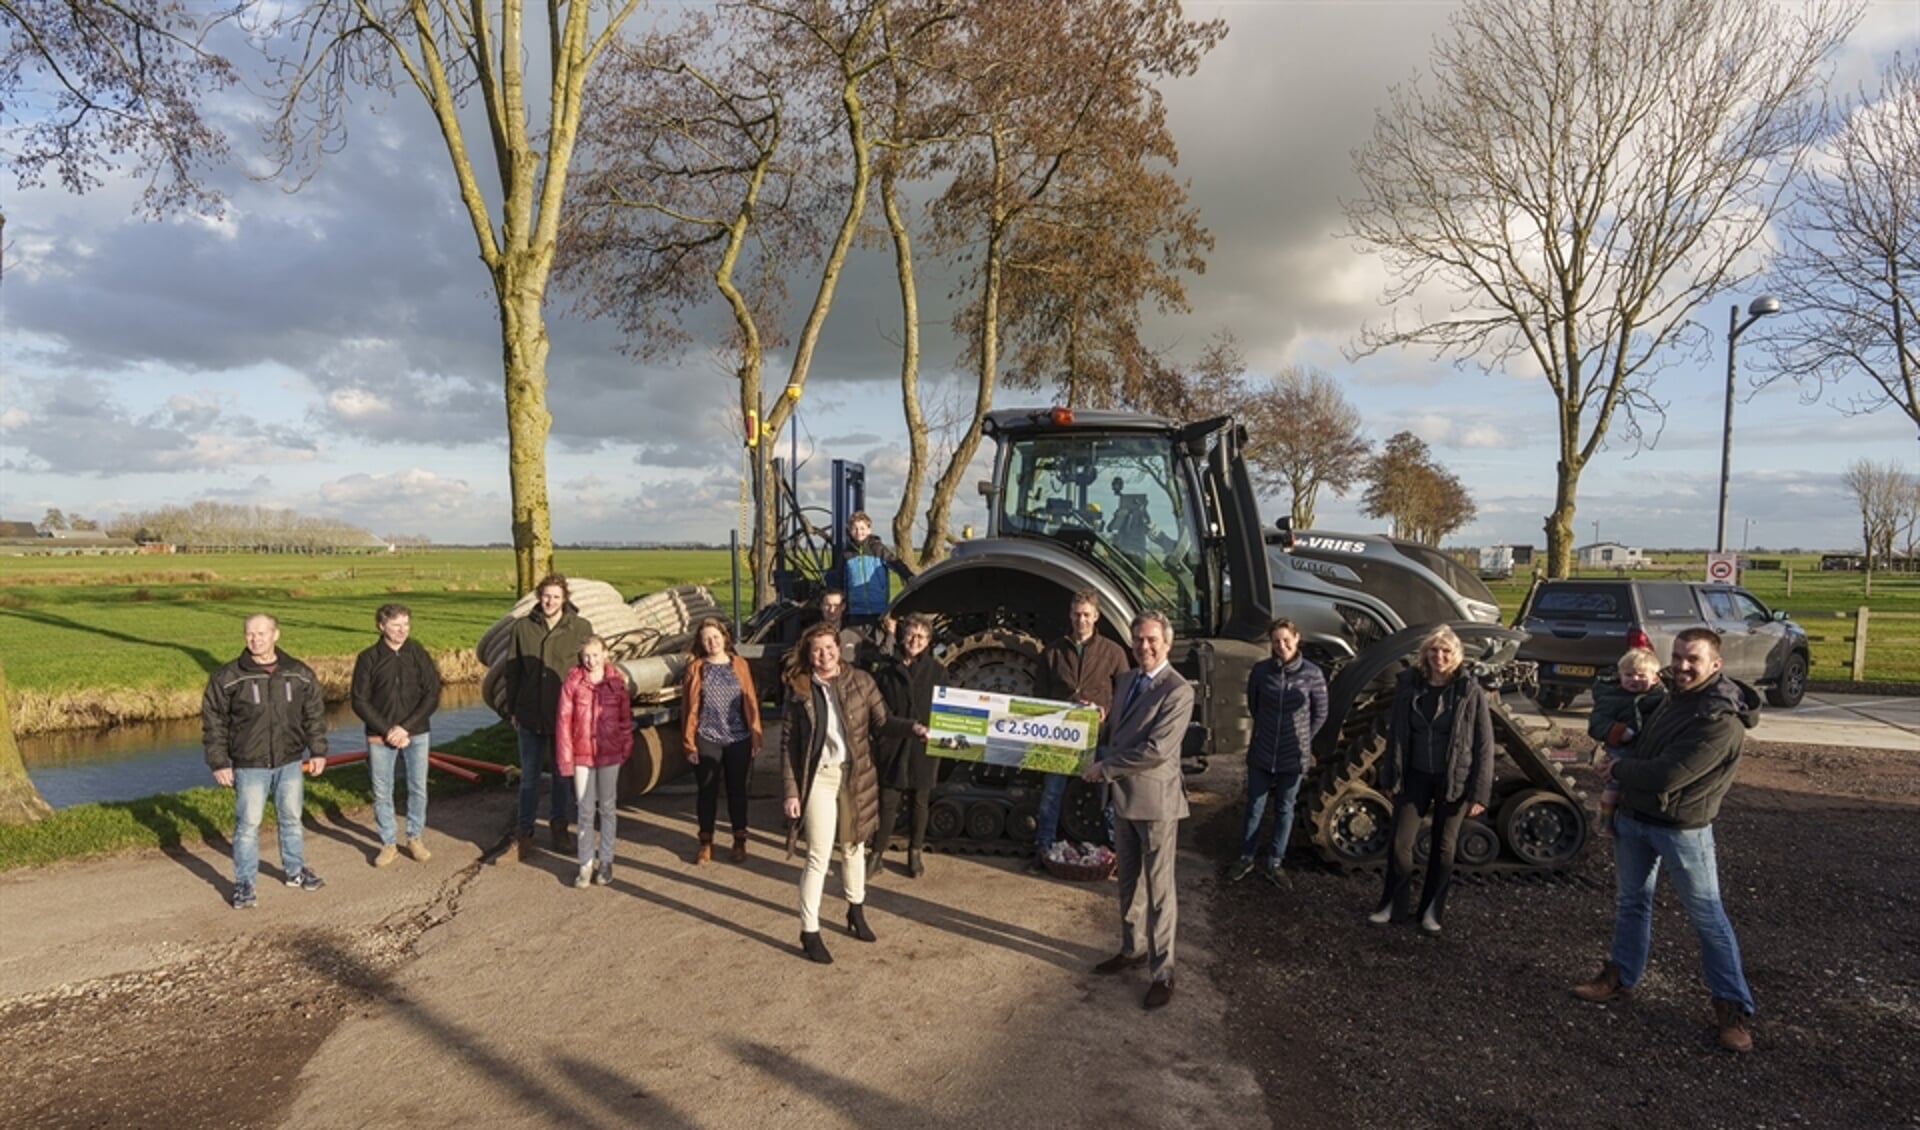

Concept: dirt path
[[5, 728, 1916, 1128], [0, 774, 1264, 1129]]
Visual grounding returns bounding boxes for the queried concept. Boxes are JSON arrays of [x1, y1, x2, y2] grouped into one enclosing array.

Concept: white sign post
[[1705, 552, 1738, 583]]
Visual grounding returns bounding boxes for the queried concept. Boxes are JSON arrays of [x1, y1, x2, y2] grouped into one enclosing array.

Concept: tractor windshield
[[997, 432, 1204, 630]]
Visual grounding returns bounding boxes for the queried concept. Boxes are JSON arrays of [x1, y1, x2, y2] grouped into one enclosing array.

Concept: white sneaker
[[574, 864, 593, 889], [1367, 905, 1393, 926], [1419, 911, 1443, 935]]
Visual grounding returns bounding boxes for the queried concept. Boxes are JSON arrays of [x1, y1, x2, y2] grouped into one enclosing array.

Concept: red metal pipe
[[426, 756, 481, 782]]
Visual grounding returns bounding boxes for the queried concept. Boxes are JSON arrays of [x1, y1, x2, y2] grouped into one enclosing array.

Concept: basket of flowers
[[1042, 841, 1117, 882]]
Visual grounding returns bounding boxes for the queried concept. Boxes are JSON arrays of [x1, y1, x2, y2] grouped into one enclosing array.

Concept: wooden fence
[[1794, 607, 1920, 682]]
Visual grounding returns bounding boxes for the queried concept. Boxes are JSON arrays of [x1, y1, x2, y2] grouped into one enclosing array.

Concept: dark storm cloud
[[1150, 5, 1457, 367]]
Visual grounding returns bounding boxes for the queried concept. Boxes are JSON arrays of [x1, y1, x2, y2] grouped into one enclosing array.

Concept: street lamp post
[[1717, 296, 1782, 554]]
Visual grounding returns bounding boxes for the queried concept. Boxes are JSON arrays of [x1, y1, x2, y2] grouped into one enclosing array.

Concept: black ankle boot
[[801, 930, 834, 964], [847, 903, 878, 942]]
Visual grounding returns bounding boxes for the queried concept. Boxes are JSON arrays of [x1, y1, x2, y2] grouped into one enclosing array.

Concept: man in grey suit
[[1082, 609, 1195, 1010]]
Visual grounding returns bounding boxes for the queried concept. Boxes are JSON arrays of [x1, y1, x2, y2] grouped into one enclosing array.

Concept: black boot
[[847, 902, 878, 942], [908, 849, 925, 878], [801, 930, 834, 964]]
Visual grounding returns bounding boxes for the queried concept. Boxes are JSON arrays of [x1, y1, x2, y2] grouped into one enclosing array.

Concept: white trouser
[[572, 764, 619, 868], [799, 760, 866, 932]]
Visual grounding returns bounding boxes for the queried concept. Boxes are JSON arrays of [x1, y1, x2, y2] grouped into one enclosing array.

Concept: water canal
[[21, 684, 499, 809]]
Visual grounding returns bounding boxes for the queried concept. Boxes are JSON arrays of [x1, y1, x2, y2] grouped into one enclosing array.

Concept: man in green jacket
[[1570, 627, 1760, 1053], [501, 575, 594, 860]]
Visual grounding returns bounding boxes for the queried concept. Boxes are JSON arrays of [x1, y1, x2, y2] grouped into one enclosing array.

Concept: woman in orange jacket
[[682, 617, 763, 863]]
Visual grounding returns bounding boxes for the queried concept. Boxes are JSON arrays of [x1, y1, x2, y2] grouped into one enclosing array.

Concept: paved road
[[1530, 691, 1920, 753]]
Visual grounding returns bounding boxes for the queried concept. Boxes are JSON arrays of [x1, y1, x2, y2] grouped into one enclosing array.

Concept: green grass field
[[0, 548, 740, 732], [0, 548, 737, 695]]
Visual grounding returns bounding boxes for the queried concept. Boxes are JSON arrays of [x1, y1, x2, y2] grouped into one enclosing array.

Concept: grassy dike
[[0, 548, 736, 734], [0, 726, 518, 872]]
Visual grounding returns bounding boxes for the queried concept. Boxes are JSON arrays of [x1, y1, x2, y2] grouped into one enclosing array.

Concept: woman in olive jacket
[[781, 621, 917, 964], [868, 613, 947, 880], [1369, 624, 1495, 935]]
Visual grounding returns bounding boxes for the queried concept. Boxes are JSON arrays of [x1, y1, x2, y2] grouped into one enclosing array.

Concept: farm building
[[1576, 542, 1646, 569]]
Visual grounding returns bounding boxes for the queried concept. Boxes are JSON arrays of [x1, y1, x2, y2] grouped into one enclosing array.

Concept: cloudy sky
[[2, 1, 1916, 553]]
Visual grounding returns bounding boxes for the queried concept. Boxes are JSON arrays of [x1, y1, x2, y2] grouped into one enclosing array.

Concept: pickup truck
[[1514, 579, 1809, 710]]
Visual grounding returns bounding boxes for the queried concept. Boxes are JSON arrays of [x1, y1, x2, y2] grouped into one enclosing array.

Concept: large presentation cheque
[[925, 686, 1101, 775]]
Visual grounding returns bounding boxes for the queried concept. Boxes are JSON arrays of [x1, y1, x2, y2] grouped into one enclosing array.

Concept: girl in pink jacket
[[556, 636, 633, 888]]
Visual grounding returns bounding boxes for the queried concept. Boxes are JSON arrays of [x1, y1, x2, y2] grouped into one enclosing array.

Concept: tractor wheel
[[1457, 819, 1501, 868], [1497, 789, 1586, 869], [942, 628, 1046, 695], [1313, 784, 1393, 869]]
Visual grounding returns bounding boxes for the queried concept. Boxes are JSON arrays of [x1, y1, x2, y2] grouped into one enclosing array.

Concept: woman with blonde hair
[[1368, 624, 1494, 935], [682, 616, 762, 863], [556, 635, 632, 889]]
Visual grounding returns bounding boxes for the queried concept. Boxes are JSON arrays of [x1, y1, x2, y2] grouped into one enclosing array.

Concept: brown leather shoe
[[1570, 961, 1632, 1003], [1093, 952, 1149, 975], [1713, 999, 1754, 1053], [1143, 978, 1174, 1010], [695, 832, 713, 865], [730, 833, 749, 863]]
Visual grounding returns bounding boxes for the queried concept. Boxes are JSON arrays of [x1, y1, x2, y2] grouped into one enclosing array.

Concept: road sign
[[1706, 553, 1738, 583]]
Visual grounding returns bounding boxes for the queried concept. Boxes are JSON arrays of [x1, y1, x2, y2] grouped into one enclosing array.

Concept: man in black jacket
[[352, 603, 441, 868], [203, 613, 329, 909], [1570, 627, 1760, 1053]]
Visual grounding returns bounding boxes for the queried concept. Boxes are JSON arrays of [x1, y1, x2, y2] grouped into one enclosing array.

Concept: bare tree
[[560, 0, 953, 605], [0, 0, 236, 216], [1343, 0, 1856, 578], [1843, 458, 1913, 570], [922, 0, 1224, 562], [0, 0, 240, 823], [255, 1, 643, 594], [560, 12, 803, 609], [1362, 431, 1476, 547], [1761, 54, 1920, 428], [1240, 364, 1371, 529]]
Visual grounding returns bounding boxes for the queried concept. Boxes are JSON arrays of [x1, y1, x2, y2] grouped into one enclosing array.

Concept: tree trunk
[[1544, 458, 1579, 579], [500, 280, 556, 594], [0, 662, 52, 826], [881, 165, 926, 566], [922, 216, 1003, 562]]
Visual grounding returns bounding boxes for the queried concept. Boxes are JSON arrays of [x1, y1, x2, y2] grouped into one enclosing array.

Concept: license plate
[[1554, 664, 1596, 678]]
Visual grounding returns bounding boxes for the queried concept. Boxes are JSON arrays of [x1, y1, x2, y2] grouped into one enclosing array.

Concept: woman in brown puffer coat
[[781, 621, 918, 964]]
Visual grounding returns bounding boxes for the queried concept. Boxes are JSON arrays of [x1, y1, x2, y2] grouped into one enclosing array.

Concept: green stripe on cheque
[[926, 685, 1102, 776]]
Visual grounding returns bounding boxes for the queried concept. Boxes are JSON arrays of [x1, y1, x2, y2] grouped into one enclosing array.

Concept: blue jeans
[[368, 731, 430, 844], [1240, 766, 1302, 864], [517, 727, 575, 834], [1035, 773, 1069, 852], [1609, 811, 1755, 1013], [233, 763, 306, 885]]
